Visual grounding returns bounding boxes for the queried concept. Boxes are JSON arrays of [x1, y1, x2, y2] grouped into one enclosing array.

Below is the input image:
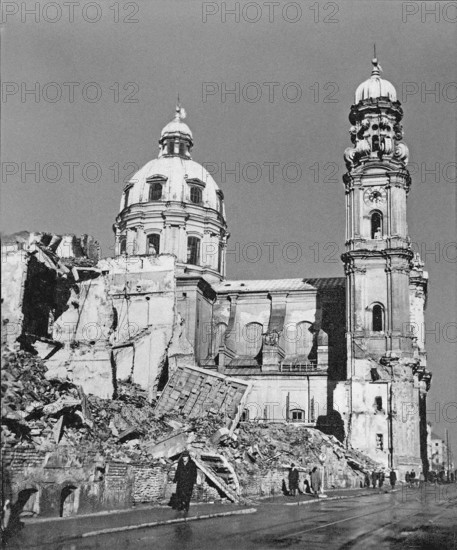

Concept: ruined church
[[2, 58, 431, 477]]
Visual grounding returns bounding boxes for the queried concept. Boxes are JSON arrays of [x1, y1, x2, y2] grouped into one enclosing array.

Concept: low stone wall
[[132, 465, 168, 503]]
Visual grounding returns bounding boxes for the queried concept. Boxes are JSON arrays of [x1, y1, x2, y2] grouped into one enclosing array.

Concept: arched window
[[372, 304, 384, 332], [147, 234, 160, 255], [243, 322, 263, 357], [149, 182, 163, 201], [190, 186, 202, 204], [296, 321, 314, 358], [187, 236, 201, 265], [119, 236, 127, 255], [290, 409, 306, 422], [371, 211, 382, 239]]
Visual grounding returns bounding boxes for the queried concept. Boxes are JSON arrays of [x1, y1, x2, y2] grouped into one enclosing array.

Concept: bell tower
[[342, 56, 414, 364]]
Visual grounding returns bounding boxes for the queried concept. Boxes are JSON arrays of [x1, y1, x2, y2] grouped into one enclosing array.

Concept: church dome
[[355, 58, 397, 103], [120, 156, 222, 212]]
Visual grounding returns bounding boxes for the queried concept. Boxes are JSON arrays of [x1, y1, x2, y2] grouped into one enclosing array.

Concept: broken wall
[[155, 365, 251, 432]]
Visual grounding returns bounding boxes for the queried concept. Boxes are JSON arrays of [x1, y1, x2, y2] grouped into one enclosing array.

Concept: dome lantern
[[159, 104, 193, 159]]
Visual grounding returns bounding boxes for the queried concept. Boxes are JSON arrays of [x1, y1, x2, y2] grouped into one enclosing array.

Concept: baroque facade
[[2, 58, 431, 477]]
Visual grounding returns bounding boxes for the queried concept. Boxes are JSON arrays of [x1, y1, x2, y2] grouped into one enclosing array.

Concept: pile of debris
[[2, 346, 380, 502], [1, 347, 82, 449], [211, 422, 380, 493], [1, 345, 226, 466]]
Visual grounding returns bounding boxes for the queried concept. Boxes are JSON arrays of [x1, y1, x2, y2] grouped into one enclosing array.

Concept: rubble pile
[[1, 348, 82, 449], [2, 346, 380, 501], [1, 346, 226, 466], [214, 423, 380, 492]]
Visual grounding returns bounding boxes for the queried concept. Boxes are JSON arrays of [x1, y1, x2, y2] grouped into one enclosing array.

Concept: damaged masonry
[[2, 231, 380, 519], [2, 63, 432, 521]]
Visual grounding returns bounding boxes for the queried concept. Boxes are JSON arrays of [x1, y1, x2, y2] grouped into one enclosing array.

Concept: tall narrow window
[[375, 396, 383, 411], [119, 236, 127, 255], [190, 186, 202, 204], [372, 304, 383, 332], [372, 135, 380, 152], [149, 182, 163, 201], [371, 211, 382, 239], [218, 244, 223, 273], [376, 434, 384, 451], [167, 141, 174, 155], [147, 234, 160, 255], [179, 142, 185, 156], [187, 236, 200, 265]]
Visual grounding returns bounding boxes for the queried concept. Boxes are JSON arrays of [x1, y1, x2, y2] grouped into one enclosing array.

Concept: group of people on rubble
[[287, 464, 322, 496]]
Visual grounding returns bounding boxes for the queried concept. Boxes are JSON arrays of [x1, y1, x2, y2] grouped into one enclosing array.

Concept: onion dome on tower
[[344, 54, 409, 173], [113, 105, 228, 283], [355, 57, 397, 103]]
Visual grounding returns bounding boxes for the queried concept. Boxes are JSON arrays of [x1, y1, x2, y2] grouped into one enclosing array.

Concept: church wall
[[243, 375, 327, 423], [1, 249, 29, 344], [348, 380, 390, 467]]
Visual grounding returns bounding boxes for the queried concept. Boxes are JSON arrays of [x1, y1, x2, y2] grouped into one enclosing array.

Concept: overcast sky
[[2, 0, 456, 458]]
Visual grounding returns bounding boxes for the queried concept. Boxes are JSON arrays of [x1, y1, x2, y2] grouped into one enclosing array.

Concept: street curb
[[81, 507, 257, 538], [282, 489, 400, 506]]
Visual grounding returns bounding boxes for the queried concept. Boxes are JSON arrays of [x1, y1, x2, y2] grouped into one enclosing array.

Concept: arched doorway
[[60, 485, 78, 517]]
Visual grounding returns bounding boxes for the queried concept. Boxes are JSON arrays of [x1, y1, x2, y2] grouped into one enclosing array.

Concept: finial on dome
[[174, 97, 187, 121], [371, 45, 383, 77]]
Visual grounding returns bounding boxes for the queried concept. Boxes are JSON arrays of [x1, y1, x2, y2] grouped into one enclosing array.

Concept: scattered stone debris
[[2, 345, 382, 513]]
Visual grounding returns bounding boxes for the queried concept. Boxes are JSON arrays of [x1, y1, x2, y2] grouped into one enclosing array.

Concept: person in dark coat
[[379, 470, 385, 488], [371, 470, 378, 488], [405, 471, 410, 486], [364, 472, 370, 488], [389, 469, 397, 489], [173, 451, 198, 512], [288, 464, 299, 496]]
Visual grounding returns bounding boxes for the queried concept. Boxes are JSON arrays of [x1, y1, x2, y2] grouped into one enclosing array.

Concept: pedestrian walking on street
[[288, 464, 299, 496], [405, 471, 410, 487], [389, 469, 397, 489], [173, 450, 198, 512], [379, 470, 385, 488], [364, 472, 370, 487]]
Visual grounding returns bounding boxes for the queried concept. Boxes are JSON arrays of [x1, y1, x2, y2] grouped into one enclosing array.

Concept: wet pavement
[[6, 484, 457, 549]]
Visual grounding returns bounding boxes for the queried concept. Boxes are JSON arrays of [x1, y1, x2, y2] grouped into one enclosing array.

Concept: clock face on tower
[[363, 186, 387, 206]]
